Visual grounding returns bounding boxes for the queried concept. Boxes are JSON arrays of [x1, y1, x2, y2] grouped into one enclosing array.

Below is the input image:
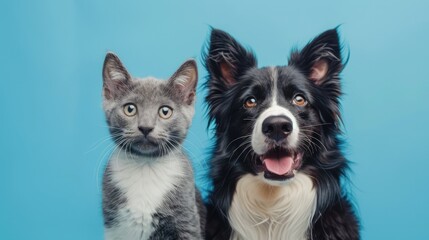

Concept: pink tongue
[[263, 156, 293, 175]]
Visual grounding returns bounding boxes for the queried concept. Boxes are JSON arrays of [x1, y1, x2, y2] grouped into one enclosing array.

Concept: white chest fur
[[104, 149, 185, 240], [228, 173, 317, 240]]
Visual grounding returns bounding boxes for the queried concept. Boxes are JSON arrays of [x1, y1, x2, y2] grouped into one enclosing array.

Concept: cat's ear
[[102, 52, 131, 100], [168, 59, 198, 105], [288, 28, 343, 85], [205, 28, 257, 86]]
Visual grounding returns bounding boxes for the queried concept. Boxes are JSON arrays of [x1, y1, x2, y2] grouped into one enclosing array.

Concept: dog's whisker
[[299, 123, 333, 128]]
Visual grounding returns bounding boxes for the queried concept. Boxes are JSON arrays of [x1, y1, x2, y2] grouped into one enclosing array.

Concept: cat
[[101, 52, 205, 240]]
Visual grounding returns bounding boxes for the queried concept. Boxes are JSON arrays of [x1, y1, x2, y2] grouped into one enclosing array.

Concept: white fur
[[270, 67, 278, 106], [229, 173, 317, 240], [174, 75, 189, 88], [104, 148, 186, 240], [109, 70, 126, 81]]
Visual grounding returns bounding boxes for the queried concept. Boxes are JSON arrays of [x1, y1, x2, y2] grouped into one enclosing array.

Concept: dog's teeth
[[293, 170, 297, 174]]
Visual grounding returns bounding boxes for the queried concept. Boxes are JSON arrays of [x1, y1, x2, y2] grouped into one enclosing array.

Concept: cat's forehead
[[133, 77, 166, 89], [127, 77, 171, 103]]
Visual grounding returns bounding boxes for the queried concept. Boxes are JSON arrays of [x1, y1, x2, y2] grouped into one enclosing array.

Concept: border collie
[[203, 28, 360, 240]]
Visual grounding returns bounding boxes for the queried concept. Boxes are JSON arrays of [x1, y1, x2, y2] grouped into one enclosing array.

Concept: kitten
[[101, 53, 205, 240]]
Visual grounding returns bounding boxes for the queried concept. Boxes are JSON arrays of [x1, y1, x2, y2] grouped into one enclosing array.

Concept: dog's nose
[[138, 126, 154, 137], [262, 115, 293, 143]]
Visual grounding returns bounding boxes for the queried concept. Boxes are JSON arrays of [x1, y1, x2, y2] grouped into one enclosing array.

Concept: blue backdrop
[[1, 0, 428, 239]]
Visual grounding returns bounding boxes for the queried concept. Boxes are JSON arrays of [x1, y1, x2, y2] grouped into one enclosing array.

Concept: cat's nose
[[138, 126, 154, 137]]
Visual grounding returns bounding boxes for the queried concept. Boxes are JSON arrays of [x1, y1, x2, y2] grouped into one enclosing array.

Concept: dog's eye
[[159, 106, 173, 119], [244, 97, 257, 108], [123, 103, 137, 116], [293, 95, 307, 107]]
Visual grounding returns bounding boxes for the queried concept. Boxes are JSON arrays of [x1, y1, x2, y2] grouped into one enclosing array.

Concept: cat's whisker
[[166, 138, 205, 170], [95, 137, 127, 192], [166, 135, 200, 159], [86, 133, 124, 154], [179, 131, 210, 168]]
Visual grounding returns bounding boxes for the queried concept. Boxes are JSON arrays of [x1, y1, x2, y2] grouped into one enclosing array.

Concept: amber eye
[[293, 94, 307, 107], [159, 106, 173, 119], [123, 103, 137, 116], [244, 97, 257, 109]]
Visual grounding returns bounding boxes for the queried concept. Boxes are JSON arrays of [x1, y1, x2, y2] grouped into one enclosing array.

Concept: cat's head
[[102, 52, 198, 157]]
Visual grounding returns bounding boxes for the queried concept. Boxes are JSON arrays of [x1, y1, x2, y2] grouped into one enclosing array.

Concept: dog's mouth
[[257, 147, 303, 181]]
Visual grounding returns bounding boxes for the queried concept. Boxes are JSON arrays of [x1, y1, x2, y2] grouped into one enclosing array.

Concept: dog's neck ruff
[[228, 172, 317, 240]]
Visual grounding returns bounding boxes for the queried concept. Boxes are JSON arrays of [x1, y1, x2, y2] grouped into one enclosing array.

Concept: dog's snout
[[262, 115, 293, 142]]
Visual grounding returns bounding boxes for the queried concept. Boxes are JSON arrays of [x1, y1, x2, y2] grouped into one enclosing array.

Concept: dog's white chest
[[228, 173, 317, 240], [104, 150, 185, 240]]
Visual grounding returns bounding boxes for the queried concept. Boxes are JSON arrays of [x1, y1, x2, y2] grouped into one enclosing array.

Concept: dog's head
[[205, 28, 344, 185]]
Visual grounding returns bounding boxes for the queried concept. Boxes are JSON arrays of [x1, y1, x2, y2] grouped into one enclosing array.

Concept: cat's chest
[[109, 151, 185, 235]]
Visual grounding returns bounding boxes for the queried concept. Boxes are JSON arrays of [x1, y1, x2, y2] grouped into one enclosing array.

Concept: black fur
[[203, 28, 360, 239]]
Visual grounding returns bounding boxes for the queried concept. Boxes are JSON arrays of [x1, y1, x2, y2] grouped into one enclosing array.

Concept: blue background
[[1, 0, 428, 239]]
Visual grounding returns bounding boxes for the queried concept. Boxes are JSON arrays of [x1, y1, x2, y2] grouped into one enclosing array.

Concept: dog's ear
[[102, 52, 132, 100], [167, 59, 198, 105], [289, 28, 343, 85], [205, 28, 257, 86], [290, 29, 344, 129]]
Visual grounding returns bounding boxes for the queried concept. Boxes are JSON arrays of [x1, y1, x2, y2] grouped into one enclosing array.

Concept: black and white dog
[[203, 28, 360, 240]]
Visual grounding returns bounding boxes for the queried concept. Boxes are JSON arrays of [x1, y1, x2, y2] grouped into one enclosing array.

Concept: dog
[[203, 28, 360, 240]]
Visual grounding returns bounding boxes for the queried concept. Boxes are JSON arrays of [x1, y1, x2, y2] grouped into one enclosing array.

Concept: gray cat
[[101, 53, 205, 240]]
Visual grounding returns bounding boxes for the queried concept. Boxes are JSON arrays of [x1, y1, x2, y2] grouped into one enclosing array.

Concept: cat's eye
[[159, 106, 173, 119], [123, 103, 137, 116], [244, 97, 257, 109], [293, 94, 307, 107]]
